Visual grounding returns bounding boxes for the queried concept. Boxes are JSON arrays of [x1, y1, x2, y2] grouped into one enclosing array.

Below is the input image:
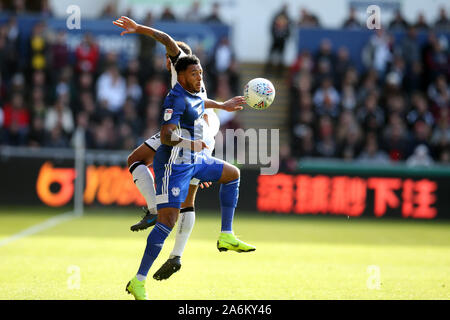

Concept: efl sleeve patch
[[164, 109, 173, 121]]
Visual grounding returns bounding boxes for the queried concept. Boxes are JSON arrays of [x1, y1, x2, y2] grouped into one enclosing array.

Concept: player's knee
[[157, 211, 178, 229], [230, 165, 240, 181]]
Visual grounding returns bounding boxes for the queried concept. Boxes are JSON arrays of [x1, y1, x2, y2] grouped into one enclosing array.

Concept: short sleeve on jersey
[[161, 95, 185, 126]]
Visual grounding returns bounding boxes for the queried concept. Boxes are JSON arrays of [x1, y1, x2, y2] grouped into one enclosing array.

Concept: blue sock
[[219, 178, 240, 232], [137, 222, 172, 277]]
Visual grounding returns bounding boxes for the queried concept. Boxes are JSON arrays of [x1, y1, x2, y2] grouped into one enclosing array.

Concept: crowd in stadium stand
[[286, 6, 450, 168], [0, 1, 449, 168], [0, 1, 238, 151]]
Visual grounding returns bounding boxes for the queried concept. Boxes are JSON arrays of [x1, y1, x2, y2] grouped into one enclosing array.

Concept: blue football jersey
[[156, 82, 205, 164]]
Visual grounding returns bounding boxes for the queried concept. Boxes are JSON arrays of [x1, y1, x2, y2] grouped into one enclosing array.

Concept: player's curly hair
[[175, 54, 200, 73], [176, 41, 192, 55]]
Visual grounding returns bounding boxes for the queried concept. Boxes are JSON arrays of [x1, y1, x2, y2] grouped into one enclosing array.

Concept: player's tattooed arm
[[113, 16, 180, 57], [204, 96, 245, 112], [161, 124, 208, 152]]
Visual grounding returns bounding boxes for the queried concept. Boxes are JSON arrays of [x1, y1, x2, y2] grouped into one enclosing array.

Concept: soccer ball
[[244, 78, 275, 110]]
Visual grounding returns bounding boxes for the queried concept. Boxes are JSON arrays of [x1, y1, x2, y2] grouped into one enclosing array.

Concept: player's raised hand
[[113, 16, 138, 36], [222, 96, 246, 112]]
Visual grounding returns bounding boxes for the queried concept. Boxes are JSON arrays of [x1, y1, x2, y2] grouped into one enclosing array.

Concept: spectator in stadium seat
[[288, 50, 314, 86], [382, 114, 410, 161], [407, 92, 435, 128], [315, 57, 333, 88], [315, 39, 335, 71], [44, 96, 74, 135], [431, 107, 450, 155], [404, 61, 425, 92], [27, 116, 47, 147], [100, 2, 117, 19], [120, 97, 143, 137], [291, 92, 315, 142], [185, 1, 202, 22], [126, 74, 143, 103], [204, 2, 222, 23], [75, 33, 100, 73], [357, 92, 385, 133], [434, 7, 450, 30], [295, 125, 316, 158], [427, 74, 450, 111], [160, 6, 177, 21], [1, 93, 30, 146], [71, 111, 95, 149], [399, 27, 420, 69], [334, 46, 353, 85], [407, 144, 434, 167], [340, 84, 357, 110], [357, 133, 390, 164], [214, 36, 233, 74], [439, 149, 450, 163], [227, 58, 240, 97], [313, 77, 340, 118], [315, 115, 337, 158], [44, 124, 70, 148], [413, 12, 429, 30], [336, 110, 359, 145], [30, 87, 47, 121], [279, 144, 297, 173], [265, 4, 291, 75], [2, 17, 20, 79], [54, 67, 74, 106], [40, 0, 53, 18], [117, 122, 136, 150], [96, 65, 127, 114], [29, 21, 49, 71], [386, 92, 407, 119], [342, 7, 362, 29], [362, 29, 392, 77], [137, 13, 156, 80], [92, 116, 116, 149], [424, 34, 450, 82], [51, 30, 69, 74], [298, 8, 320, 27], [388, 9, 409, 31]]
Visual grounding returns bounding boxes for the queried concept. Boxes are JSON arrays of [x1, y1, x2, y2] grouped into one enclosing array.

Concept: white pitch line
[[0, 211, 81, 248]]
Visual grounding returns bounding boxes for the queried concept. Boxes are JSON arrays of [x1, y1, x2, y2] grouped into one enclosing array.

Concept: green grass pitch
[[0, 207, 449, 300]]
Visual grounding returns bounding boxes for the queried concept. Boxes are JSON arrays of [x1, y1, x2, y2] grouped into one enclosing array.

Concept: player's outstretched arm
[[113, 16, 179, 57], [205, 96, 246, 112]]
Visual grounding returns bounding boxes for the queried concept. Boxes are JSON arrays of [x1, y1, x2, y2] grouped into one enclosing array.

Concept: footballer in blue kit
[[125, 54, 256, 300], [153, 81, 224, 209]]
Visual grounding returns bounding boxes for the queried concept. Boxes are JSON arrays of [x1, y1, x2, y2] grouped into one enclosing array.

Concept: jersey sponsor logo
[[164, 109, 174, 121], [171, 187, 180, 197]]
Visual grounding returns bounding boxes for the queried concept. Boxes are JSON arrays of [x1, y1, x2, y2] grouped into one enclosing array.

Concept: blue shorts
[[154, 153, 225, 209]]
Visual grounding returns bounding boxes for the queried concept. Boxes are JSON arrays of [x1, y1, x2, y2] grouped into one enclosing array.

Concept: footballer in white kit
[[113, 16, 245, 283]]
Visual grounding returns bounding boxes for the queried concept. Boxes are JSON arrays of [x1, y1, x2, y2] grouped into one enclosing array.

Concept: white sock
[[130, 162, 157, 214], [136, 274, 146, 281], [170, 209, 195, 258]]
